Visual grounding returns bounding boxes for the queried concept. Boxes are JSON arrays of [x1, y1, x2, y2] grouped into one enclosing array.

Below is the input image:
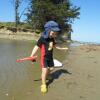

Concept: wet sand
[[34, 44, 100, 100], [59, 44, 100, 100], [0, 39, 100, 100], [29, 44, 100, 100]]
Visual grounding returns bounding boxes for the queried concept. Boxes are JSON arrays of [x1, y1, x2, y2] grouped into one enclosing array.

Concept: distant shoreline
[[0, 32, 100, 46], [0, 33, 39, 41], [1, 28, 100, 45], [0, 28, 40, 41]]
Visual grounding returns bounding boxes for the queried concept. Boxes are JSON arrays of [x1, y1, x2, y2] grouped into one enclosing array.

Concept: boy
[[30, 21, 68, 93]]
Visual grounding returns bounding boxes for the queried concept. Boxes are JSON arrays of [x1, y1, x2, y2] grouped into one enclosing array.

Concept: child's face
[[49, 31, 58, 38]]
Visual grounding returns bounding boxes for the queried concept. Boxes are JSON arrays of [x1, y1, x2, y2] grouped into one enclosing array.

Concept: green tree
[[26, 0, 80, 39]]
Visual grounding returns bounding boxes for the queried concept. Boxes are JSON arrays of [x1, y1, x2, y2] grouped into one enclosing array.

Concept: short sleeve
[[36, 37, 43, 47]]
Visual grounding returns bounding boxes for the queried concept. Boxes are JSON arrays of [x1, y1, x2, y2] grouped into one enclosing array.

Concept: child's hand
[[48, 42, 53, 51]]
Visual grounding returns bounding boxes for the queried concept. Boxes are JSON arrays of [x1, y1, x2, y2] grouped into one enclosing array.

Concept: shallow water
[[0, 39, 67, 100]]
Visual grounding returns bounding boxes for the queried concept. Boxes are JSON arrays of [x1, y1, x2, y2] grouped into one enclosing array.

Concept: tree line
[[11, 0, 80, 40]]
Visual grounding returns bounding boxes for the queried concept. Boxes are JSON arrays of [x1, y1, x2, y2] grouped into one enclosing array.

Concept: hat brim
[[51, 27, 60, 32]]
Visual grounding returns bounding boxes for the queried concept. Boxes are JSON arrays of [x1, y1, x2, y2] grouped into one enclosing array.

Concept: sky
[[71, 0, 100, 43], [0, 0, 100, 43], [0, 0, 29, 22]]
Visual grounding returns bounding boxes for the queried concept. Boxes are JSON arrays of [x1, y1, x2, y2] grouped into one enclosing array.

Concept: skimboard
[[53, 59, 63, 68]]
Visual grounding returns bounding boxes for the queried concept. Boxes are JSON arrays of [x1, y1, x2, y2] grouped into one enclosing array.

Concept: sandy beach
[[32, 44, 100, 100], [51, 44, 100, 100], [22, 44, 100, 100], [0, 37, 100, 100]]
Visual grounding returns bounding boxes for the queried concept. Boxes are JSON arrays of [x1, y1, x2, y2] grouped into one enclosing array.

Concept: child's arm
[[53, 38, 68, 50], [55, 46, 68, 50], [30, 45, 39, 57]]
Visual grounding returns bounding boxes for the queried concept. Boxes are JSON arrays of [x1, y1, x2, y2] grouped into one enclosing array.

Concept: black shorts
[[41, 57, 54, 68]]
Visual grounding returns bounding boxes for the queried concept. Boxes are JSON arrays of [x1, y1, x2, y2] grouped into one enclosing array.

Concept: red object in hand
[[16, 56, 37, 62]]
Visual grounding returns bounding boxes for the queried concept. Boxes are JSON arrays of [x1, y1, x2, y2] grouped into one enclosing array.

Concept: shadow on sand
[[33, 69, 72, 87], [47, 69, 72, 86]]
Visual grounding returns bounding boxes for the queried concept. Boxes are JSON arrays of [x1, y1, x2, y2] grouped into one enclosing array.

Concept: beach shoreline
[[0, 31, 100, 100], [0, 28, 40, 41], [0, 40, 100, 100]]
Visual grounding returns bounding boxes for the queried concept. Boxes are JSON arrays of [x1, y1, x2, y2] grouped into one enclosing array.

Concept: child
[[30, 21, 68, 93]]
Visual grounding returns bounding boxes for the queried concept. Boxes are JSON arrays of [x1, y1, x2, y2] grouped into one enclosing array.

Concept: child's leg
[[41, 68, 48, 93], [46, 67, 54, 80], [49, 67, 54, 72], [41, 67, 54, 82], [41, 68, 48, 84], [48, 67, 54, 75]]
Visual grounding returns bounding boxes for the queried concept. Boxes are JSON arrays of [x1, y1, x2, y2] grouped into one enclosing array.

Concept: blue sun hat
[[42, 21, 60, 38]]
